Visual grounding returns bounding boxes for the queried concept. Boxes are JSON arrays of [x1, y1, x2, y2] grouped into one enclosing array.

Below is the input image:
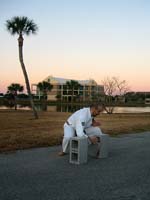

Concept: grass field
[[0, 109, 150, 153]]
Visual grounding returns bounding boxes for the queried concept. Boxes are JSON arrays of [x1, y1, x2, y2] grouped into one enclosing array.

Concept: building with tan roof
[[32, 75, 104, 102]]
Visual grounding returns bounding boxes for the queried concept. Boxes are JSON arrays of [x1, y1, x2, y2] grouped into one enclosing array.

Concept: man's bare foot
[[58, 151, 67, 156]]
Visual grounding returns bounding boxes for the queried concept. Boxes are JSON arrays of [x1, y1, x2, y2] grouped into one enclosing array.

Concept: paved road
[[0, 132, 150, 200]]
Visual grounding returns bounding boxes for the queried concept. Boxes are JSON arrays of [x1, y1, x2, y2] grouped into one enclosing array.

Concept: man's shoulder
[[80, 107, 90, 115], [82, 107, 90, 111], [73, 107, 90, 116]]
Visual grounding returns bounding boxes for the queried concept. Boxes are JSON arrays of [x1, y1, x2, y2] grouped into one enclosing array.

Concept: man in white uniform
[[59, 104, 104, 156]]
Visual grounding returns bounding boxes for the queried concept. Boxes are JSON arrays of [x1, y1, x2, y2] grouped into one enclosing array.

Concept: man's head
[[90, 103, 104, 117]]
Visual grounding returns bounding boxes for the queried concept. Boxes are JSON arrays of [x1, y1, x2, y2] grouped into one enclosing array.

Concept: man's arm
[[75, 119, 99, 144], [75, 119, 88, 138]]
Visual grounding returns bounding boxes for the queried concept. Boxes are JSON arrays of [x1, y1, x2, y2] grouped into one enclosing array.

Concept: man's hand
[[88, 136, 98, 144]]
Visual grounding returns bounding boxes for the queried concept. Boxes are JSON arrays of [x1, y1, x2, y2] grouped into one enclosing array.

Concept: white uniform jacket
[[67, 107, 93, 137]]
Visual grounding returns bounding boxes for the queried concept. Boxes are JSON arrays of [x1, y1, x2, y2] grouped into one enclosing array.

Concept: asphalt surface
[[0, 132, 150, 200]]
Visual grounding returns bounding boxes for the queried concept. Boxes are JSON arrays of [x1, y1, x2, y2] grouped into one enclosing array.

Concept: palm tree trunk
[[14, 94, 17, 110], [18, 35, 38, 119]]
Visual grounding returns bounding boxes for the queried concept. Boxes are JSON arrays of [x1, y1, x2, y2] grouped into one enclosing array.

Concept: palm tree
[[7, 83, 24, 110], [6, 16, 38, 119], [8, 83, 24, 93], [37, 81, 53, 100], [66, 80, 81, 102]]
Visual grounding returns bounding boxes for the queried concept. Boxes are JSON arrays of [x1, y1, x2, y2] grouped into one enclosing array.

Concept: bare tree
[[102, 77, 130, 114], [113, 77, 130, 96]]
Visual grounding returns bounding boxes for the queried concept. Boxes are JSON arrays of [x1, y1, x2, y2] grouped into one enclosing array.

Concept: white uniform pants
[[62, 123, 103, 153]]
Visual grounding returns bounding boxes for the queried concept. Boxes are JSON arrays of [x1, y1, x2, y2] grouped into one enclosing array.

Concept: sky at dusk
[[0, 0, 150, 93]]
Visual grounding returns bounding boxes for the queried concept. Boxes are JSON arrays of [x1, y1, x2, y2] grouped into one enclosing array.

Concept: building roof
[[44, 75, 101, 86]]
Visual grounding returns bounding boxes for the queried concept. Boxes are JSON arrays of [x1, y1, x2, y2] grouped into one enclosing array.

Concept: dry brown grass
[[0, 110, 150, 153]]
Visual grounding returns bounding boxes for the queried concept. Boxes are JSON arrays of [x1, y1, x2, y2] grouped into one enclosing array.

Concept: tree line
[[2, 77, 148, 114]]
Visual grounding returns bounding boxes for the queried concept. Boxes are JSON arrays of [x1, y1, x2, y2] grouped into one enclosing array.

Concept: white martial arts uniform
[[62, 107, 103, 153]]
